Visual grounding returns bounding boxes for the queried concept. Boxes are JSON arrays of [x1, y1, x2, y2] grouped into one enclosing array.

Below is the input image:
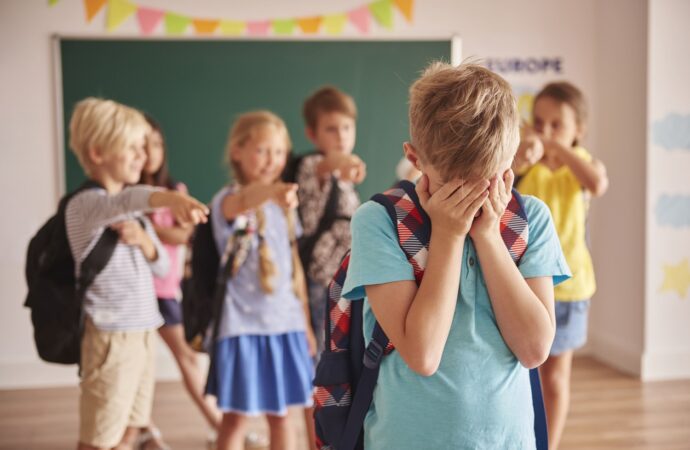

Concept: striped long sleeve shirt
[[65, 185, 168, 331]]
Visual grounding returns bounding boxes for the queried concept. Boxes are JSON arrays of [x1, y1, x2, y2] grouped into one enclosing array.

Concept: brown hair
[[140, 114, 176, 189], [302, 86, 357, 130], [408, 62, 519, 181], [534, 81, 588, 146]]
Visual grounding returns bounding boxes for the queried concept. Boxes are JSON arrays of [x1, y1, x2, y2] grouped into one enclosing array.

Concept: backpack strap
[[337, 322, 389, 450]]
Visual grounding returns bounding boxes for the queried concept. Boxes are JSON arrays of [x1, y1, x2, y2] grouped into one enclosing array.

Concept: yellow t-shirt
[[516, 146, 596, 301]]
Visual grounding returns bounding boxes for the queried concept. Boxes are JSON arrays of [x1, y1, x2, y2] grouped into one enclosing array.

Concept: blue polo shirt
[[341, 194, 570, 450]]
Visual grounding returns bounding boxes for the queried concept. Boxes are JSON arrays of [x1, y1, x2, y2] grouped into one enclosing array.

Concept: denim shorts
[[157, 298, 183, 327], [550, 300, 590, 356]]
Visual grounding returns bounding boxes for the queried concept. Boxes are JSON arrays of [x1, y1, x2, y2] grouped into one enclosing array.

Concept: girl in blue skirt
[[206, 111, 317, 450]]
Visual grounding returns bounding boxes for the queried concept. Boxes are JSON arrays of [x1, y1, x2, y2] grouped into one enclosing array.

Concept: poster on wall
[[485, 56, 564, 122]]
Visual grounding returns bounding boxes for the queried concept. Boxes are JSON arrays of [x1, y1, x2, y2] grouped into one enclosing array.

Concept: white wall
[[644, 0, 690, 380], [2, 0, 658, 388], [587, 0, 649, 376]]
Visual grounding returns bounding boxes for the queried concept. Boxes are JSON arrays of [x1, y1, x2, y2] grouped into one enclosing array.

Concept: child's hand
[[334, 155, 366, 184], [514, 127, 544, 172], [111, 220, 148, 246], [151, 191, 209, 226], [271, 182, 299, 209], [416, 174, 489, 240], [469, 169, 515, 241], [110, 220, 157, 261]]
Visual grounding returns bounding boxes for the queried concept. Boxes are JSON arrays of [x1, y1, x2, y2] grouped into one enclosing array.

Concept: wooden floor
[[1, 356, 689, 449]]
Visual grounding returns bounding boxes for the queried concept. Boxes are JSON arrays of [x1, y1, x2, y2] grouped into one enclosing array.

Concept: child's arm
[[151, 183, 196, 245], [72, 186, 207, 231], [221, 182, 298, 220], [110, 218, 170, 278], [365, 176, 490, 376], [316, 153, 367, 184], [470, 170, 555, 369], [149, 190, 210, 225], [546, 140, 609, 197]]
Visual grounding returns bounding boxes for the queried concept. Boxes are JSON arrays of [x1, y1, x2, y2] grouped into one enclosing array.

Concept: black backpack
[[282, 151, 351, 273], [24, 181, 119, 365], [181, 218, 226, 350]]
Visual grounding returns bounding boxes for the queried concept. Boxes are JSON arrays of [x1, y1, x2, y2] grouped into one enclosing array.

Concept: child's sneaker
[[245, 431, 269, 448], [137, 425, 171, 450]]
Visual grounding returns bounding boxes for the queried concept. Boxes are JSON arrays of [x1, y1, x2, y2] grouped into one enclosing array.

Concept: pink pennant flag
[[247, 20, 271, 36], [137, 7, 164, 35], [348, 6, 371, 34]]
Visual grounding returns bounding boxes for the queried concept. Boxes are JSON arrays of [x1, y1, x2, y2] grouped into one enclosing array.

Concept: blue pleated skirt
[[205, 332, 314, 416]]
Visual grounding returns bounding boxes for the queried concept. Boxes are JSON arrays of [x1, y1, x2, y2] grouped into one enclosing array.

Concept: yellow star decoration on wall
[[660, 259, 690, 299]]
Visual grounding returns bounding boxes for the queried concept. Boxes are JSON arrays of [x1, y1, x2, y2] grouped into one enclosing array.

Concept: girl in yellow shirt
[[513, 82, 609, 450]]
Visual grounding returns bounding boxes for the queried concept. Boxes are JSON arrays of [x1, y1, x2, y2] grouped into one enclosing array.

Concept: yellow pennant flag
[[323, 14, 347, 35], [219, 20, 246, 35], [106, 0, 137, 31], [394, 0, 414, 22], [84, 0, 107, 22]]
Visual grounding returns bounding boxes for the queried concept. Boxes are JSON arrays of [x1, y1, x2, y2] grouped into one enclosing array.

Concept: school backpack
[[313, 179, 548, 450], [181, 217, 224, 350], [282, 151, 350, 273], [24, 181, 119, 365]]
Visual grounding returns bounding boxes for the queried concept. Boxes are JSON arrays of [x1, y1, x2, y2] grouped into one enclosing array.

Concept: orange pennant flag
[[394, 0, 414, 22], [193, 19, 220, 35], [84, 0, 107, 22], [297, 16, 322, 34]]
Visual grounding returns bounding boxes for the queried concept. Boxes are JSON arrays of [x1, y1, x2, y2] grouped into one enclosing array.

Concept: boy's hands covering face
[[416, 174, 489, 240], [469, 168, 515, 241]]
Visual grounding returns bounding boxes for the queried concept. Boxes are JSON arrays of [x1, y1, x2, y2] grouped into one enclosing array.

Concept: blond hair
[[226, 110, 291, 185], [408, 62, 520, 181], [69, 97, 149, 175], [303, 86, 357, 130], [225, 110, 303, 296]]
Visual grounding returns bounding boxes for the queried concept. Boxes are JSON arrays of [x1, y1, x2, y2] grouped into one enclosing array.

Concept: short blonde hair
[[69, 97, 149, 175], [226, 110, 292, 184], [408, 62, 519, 181], [303, 86, 357, 130]]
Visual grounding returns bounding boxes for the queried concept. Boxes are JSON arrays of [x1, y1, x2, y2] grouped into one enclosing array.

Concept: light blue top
[[341, 195, 570, 450], [211, 187, 307, 340]]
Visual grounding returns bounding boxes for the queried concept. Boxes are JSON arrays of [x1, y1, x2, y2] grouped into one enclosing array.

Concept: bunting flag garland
[[165, 12, 191, 35], [106, 0, 137, 31], [136, 7, 163, 35], [84, 0, 107, 22], [67, 0, 414, 35]]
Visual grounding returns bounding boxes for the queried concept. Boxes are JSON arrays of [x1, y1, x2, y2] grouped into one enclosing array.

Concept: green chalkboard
[[60, 39, 451, 202]]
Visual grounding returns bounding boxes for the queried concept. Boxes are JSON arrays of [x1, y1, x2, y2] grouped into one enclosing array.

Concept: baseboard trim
[[641, 349, 690, 381], [0, 340, 190, 390], [588, 332, 643, 377]]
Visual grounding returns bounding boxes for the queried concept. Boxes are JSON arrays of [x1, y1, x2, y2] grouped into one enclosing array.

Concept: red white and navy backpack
[[313, 179, 548, 450]]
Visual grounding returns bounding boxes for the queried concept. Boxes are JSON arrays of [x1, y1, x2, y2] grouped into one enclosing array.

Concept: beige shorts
[[79, 319, 156, 448]]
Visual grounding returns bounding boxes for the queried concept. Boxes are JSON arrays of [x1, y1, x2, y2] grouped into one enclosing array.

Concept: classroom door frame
[[50, 35, 462, 200]]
